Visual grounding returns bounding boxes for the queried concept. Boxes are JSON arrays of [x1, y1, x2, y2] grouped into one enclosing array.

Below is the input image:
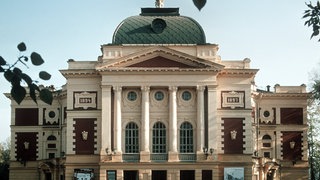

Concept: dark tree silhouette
[[0, 42, 53, 105], [303, 1, 320, 41]]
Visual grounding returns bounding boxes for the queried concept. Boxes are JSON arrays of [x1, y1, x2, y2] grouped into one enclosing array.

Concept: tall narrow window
[[180, 122, 194, 153], [125, 122, 139, 153], [152, 122, 166, 153]]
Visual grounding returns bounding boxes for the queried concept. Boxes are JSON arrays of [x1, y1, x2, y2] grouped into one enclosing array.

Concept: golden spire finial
[[155, 0, 164, 8]]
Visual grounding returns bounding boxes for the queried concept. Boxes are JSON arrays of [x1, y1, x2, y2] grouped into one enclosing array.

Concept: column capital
[[169, 86, 178, 92], [207, 85, 218, 91], [101, 85, 112, 90], [141, 86, 150, 92], [113, 86, 122, 92], [197, 85, 205, 92]]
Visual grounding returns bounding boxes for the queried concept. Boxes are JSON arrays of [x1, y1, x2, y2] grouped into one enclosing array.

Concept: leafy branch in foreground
[[303, 1, 320, 41], [193, 0, 207, 11], [0, 42, 53, 105]]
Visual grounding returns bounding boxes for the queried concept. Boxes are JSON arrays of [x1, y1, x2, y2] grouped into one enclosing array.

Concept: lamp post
[[203, 147, 214, 159]]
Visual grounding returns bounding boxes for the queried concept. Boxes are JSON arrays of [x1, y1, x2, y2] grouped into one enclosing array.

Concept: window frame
[[125, 122, 139, 153], [152, 122, 166, 153], [179, 122, 194, 153]]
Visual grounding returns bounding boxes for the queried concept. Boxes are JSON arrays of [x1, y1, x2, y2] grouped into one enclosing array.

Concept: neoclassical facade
[[6, 7, 309, 180]]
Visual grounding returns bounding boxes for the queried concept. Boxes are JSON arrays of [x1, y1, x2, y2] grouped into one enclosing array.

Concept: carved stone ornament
[[23, 141, 29, 150], [155, 0, 164, 8], [74, 91, 97, 109], [221, 91, 244, 109], [260, 108, 274, 124], [290, 141, 295, 149], [81, 131, 88, 141], [230, 130, 237, 140]]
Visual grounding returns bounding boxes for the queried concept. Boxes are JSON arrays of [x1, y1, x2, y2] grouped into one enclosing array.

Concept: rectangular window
[[262, 143, 271, 147], [264, 152, 270, 158], [124, 171, 138, 180], [47, 144, 56, 148], [152, 170, 167, 180], [180, 170, 195, 180], [49, 153, 55, 159], [107, 170, 116, 180], [202, 170, 212, 180]]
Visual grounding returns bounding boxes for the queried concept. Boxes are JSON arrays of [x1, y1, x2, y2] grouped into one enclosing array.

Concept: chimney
[[266, 85, 270, 92]]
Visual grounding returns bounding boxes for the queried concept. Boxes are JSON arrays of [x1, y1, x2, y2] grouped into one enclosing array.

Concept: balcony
[[179, 153, 196, 162], [122, 154, 140, 162], [150, 153, 168, 162]]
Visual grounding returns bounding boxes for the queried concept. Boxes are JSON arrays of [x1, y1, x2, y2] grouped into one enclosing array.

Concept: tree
[[308, 102, 320, 180], [0, 138, 10, 180], [303, 1, 320, 41], [0, 42, 53, 105], [192, 0, 207, 11]]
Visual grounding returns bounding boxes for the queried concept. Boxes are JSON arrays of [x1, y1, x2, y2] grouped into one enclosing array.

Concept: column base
[[112, 152, 123, 162], [140, 151, 150, 162], [196, 151, 207, 161], [168, 151, 179, 162]]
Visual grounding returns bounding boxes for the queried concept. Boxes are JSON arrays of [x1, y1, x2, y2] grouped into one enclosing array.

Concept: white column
[[207, 85, 218, 152], [196, 85, 205, 152], [113, 86, 122, 153], [141, 86, 150, 152], [101, 85, 112, 155], [169, 86, 178, 153]]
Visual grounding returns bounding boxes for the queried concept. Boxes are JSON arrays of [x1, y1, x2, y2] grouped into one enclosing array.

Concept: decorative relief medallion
[[221, 91, 245, 109], [122, 89, 141, 110], [44, 108, 59, 125], [74, 91, 97, 110], [260, 108, 274, 124], [177, 89, 195, 107], [150, 89, 168, 108]]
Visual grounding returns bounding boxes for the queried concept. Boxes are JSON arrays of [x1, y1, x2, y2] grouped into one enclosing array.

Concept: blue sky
[[1, 0, 320, 142]]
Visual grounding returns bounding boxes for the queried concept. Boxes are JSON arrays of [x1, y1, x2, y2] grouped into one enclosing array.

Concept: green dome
[[112, 8, 206, 45]]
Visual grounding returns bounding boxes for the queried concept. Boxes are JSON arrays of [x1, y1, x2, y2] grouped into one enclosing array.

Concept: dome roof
[[112, 8, 206, 45]]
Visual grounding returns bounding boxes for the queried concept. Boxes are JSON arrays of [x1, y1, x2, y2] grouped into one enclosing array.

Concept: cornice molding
[[97, 46, 224, 70]]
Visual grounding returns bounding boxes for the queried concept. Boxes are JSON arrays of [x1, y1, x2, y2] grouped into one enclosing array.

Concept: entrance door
[[152, 170, 167, 180], [124, 170, 138, 180], [45, 172, 52, 180], [180, 170, 195, 180], [202, 170, 212, 180]]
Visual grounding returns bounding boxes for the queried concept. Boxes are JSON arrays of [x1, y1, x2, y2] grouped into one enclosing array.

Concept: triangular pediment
[[128, 56, 195, 68], [96, 46, 224, 71]]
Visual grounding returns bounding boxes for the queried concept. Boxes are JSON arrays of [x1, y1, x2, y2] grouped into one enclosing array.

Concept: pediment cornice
[[96, 46, 224, 71]]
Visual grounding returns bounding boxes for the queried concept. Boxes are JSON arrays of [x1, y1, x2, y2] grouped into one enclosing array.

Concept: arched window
[[47, 135, 57, 149], [262, 134, 272, 148], [125, 122, 139, 153], [47, 135, 57, 141], [180, 122, 194, 153], [152, 122, 166, 153], [262, 134, 271, 140]]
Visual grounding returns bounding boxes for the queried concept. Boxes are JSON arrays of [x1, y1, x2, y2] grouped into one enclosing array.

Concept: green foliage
[[0, 42, 53, 105], [307, 103, 320, 179], [0, 139, 10, 180], [303, 1, 320, 41], [193, 0, 207, 11], [311, 80, 320, 100]]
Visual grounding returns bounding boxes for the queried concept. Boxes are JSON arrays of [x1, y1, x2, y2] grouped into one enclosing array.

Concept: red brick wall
[[15, 132, 38, 161], [280, 108, 303, 125], [15, 108, 38, 126], [73, 118, 96, 154], [222, 118, 244, 154], [282, 131, 302, 160]]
